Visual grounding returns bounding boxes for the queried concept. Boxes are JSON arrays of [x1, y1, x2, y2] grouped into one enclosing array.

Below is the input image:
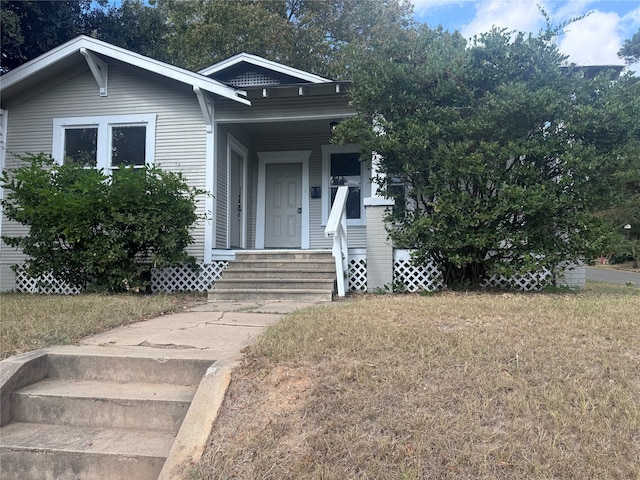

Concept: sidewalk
[[80, 299, 323, 364]]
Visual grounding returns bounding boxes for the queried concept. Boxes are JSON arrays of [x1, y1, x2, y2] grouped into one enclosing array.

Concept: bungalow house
[[0, 35, 401, 298], [0, 36, 585, 296]]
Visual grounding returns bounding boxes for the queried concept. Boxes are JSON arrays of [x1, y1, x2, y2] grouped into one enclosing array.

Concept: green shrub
[[1, 153, 206, 292]]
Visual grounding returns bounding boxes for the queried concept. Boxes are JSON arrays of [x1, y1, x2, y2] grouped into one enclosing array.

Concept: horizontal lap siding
[[1, 62, 208, 290]]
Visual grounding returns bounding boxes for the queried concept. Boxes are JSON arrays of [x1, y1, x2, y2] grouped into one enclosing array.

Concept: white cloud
[[558, 11, 625, 65], [460, 0, 546, 38]]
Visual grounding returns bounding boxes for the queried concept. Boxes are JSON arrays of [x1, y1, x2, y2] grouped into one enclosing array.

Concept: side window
[[54, 115, 156, 172], [63, 127, 98, 167], [330, 152, 361, 219], [110, 125, 146, 168]]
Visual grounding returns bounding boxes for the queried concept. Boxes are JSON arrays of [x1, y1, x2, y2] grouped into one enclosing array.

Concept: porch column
[[364, 197, 395, 292]]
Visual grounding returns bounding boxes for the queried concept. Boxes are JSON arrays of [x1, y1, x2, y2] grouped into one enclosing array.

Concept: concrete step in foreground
[[0, 347, 218, 480], [1, 422, 173, 480]]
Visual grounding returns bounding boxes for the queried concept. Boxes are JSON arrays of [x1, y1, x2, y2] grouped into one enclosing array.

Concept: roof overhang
[[0, 35, 250, 106]]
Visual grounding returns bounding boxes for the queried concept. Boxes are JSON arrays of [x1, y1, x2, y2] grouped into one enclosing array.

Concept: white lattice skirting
[[15, 268, 83, 295], [393, 250, 444, 292], [15, 262, 229, 294], [348, 253, 367, 292], [13, 253, 581, 294], [150, 262, 228, 293]]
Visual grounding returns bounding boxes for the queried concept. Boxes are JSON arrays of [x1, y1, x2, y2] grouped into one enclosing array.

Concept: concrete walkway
[[1, 299, 323, 480], [80, 299, 323, 365]]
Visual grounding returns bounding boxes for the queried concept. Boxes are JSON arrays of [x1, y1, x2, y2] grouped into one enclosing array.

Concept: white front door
[[264, 163, 302, 248]]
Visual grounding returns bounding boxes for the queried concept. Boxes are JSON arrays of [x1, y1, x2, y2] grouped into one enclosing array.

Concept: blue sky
[[412, 0, 640, 70]]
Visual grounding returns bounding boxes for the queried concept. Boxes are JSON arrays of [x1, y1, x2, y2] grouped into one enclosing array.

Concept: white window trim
[[52, 114, 156, 172], [321, 144, 369, 226]]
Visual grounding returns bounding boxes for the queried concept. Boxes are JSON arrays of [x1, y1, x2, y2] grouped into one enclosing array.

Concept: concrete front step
[[222, 268, 335, 280], [210, 288, 333, 302], [234, 251, 334, 261], [0, 422, 173, 480], [11, 379, 194, 433], [209, 250, 337, 302], [214, 278, 336, 290]]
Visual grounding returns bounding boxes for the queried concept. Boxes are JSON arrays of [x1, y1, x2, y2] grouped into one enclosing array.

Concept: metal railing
[[324, 185, 349, 297]]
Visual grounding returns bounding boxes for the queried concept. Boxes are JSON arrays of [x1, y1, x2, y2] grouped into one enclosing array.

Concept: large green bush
[[1, 153, 205, 292]]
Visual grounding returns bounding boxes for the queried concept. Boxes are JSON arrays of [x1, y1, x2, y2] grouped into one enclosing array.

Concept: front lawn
[[192, 282, 640, 479], [0, 292, 203, 360]]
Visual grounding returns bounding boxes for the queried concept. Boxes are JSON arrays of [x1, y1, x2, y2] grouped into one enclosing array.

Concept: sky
[[412, 0, 640, 72]]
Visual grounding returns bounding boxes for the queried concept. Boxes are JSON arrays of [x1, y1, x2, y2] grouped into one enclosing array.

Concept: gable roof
[[0, 35, 250, 105], [199, 52, 331, 85]]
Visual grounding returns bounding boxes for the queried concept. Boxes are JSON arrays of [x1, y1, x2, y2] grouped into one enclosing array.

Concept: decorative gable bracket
[[80, 48, 108, 96], [194, 86, 215, 133]]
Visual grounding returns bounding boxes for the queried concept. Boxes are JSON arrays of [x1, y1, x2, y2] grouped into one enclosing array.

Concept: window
[[53, 114, 156, 172], [321, 144, 370, 225], [330, 152, 361, 219], [64, 127, 98, 167]]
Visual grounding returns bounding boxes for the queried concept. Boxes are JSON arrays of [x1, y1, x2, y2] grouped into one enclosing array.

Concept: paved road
[[585, 266, 640, 286]]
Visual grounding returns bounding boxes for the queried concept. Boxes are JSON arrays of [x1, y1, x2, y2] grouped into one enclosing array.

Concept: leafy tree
[[336, 24, 633, 288], [1, 153, 205, 292], [619, 28, 640, 65], [159, 0, 414, 77], [88, 0, 171, 63], [0, 0, 94, 73]]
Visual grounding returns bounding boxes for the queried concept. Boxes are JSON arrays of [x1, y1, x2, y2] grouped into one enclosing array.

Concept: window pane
[[330, 152, 361, 219], [330, 152, 360, 176], [111, 126, 146, 167], [64, 128, 97, 167], [330, 186, 361, 219]]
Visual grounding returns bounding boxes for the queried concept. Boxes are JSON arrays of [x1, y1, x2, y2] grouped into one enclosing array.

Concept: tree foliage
[[618, 28, 640, 65], [0, 0, 94, 73], [336, 24, 637, 288], [88, 0, 171, 63], [0, 0, 414, 79], [159, 0, 414, 77], [0, 154, 204, 292]]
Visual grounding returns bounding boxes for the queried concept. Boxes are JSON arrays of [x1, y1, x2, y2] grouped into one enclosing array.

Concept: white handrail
[[324, 186, 349, 297]]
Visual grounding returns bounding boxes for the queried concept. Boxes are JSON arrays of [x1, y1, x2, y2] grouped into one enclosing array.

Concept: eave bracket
[[194, 86, 215, 133], [80, 48, 108, 97]]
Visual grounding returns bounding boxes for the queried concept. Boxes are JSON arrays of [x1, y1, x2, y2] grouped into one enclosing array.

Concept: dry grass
[[0, 292, 204, 360], [192, 282, 640, 479]]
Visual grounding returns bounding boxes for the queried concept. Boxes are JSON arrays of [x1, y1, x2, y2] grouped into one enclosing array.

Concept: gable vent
[[227, 71, 281, 87]]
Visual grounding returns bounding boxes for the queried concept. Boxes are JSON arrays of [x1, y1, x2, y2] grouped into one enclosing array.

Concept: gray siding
[[1, 61, 209, 290]]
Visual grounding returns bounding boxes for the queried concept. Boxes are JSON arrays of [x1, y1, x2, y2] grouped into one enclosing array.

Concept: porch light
[[330, 121, 339, 134]]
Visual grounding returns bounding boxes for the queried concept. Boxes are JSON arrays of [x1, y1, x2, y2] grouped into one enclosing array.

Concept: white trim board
[[255, 150, 311, 249]]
